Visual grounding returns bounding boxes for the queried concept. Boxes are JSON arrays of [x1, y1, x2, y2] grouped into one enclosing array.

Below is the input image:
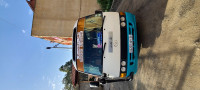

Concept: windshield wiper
[[103, 42, 106, 58], [102, 16, 106, 58], [102, 16, 106, 30]]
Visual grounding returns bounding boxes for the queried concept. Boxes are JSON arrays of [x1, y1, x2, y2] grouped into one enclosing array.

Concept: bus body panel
[[102, 12, 121, 77], [72, 12, 138, 78]]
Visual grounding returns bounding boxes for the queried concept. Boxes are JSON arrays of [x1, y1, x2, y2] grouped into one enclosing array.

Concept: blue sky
[[0, 0, 72, 90]]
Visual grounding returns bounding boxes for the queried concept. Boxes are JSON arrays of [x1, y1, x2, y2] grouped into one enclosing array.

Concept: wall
[[31, 0, 100, 38]]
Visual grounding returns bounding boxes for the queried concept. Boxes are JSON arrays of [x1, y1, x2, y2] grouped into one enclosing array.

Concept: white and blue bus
[[72, 11, 138, 84]]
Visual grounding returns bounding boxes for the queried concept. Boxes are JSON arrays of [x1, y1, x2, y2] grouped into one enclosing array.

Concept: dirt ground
[[111, 0, 200, 90]]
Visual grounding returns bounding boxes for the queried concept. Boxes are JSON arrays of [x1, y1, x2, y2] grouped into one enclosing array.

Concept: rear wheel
[[99, 78, 106, 84], [98, 73, 134, 85]]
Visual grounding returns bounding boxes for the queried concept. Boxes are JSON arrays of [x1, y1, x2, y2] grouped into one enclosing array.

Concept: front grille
[[120, 14, 128, 75], [121, 27, 127, 60]]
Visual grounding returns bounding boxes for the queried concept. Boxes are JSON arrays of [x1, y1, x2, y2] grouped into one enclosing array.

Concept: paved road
[[105, 0, 200, 90], [103, 81, 133, 90]]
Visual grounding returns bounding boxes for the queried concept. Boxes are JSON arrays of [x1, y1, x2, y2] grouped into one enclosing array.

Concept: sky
[[0, 0, 72, 90]]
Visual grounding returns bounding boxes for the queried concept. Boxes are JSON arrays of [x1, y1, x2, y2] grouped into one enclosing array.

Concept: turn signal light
[[120, 12, 125, 16], [120, 73, 126, 78]]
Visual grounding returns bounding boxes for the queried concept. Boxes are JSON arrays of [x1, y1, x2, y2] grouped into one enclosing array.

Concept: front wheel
[[127, 72, 134, 81]]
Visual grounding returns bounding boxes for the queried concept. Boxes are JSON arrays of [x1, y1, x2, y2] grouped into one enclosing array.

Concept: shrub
[[97, 0, 113, 11]]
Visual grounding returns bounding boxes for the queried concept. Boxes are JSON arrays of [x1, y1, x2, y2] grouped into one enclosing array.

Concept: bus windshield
[[83, 14, 103, 75]]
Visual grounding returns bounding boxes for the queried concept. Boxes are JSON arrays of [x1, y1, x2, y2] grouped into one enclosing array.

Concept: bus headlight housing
[[120, 67, 127, 78], [121, 22, 126, 27], [121, 67, 126, 72], [119, 12, 126, 28], [120, 17, 125, 21], [121, 61, 126, 66]]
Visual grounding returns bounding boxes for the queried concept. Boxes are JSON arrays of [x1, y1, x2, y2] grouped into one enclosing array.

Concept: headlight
[[121, 67, 126, 72], [121, 61, 126, 66], [120, 17, 125, 21], [121, 22, 126, 27]]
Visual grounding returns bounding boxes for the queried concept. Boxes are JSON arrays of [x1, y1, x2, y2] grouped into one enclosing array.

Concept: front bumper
[[120, 12, 138, 77], [125, 12, 138, 77]]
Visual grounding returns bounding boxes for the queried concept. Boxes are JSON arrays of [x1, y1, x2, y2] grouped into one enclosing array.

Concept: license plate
[[108, 32, 113, 53], [129, 35, 133, 53]]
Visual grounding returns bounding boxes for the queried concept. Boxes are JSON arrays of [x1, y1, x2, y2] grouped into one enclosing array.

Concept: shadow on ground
[[116, 0, 168, 49], [137, 47, 196, 90], [110, 0, 198, 90], [103, 81, 133, 90]]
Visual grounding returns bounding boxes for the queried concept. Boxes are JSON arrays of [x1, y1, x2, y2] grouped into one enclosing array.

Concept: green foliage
[[97, 0, 113, 11], [59, 60, 73, 90], [59, 60, 72, 72]]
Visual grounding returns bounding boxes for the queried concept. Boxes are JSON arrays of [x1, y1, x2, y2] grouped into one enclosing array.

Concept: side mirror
[[95, 10, 102, 14]]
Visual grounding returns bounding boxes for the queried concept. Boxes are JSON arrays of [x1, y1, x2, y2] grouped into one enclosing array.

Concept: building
[[71, 65, 78, 87], [27, 0, 100, 45]]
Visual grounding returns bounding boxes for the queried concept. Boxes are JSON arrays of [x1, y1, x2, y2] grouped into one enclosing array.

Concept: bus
[[72, 11, 138, 85]]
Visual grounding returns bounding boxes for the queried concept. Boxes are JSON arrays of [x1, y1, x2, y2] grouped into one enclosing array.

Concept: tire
[[128, 72, 134, 81], [89, 82, 100, 88]]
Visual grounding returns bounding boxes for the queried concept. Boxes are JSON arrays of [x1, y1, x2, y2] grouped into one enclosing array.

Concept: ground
[[103, 0, 200, 90]]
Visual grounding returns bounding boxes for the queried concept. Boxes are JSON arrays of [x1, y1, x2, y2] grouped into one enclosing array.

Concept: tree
[[59, 59, 73, 90]]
